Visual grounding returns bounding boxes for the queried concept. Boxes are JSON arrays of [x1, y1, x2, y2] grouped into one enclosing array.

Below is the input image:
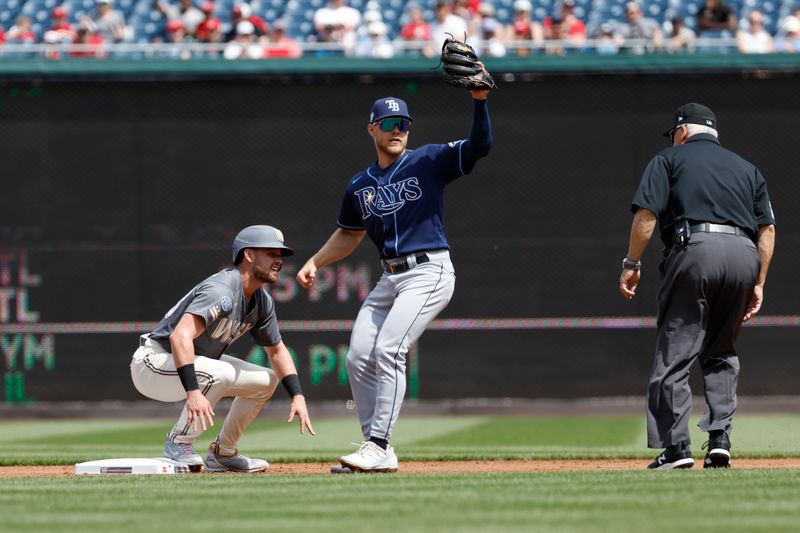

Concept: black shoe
[[703, 432, 731, 469], [647, 442, 694, 470]]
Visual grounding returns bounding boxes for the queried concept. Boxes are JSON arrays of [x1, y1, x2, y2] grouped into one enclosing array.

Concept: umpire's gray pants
[[647, 232, 759, 448]]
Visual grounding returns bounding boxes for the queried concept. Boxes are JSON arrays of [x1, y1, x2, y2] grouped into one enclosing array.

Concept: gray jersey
[[148, 268, 281, 358]]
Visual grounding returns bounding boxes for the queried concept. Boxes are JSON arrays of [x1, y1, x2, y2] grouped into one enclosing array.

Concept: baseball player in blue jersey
[[131, 225, 314, 473], [297, 87, 493, 473]]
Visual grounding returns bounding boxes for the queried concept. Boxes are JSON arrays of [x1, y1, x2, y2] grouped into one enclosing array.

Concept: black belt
[[689, 223, 747, 237], [382, 253, 429, 274]]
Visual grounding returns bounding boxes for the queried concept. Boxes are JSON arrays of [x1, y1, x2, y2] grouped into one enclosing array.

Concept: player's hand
[[287, 395, 316, 436], [296, 262, 317, 289], [469, 62, 491, 100], [743, 284, 764, 322], [619, 269, 640, 299], [185, 390, 215, 432]]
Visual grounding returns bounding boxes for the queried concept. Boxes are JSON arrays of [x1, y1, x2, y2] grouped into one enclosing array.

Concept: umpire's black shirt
[[631, 133, 775, 247]]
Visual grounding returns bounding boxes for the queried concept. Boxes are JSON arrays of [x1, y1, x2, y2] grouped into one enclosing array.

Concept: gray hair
[[685, 123, 718, 138]]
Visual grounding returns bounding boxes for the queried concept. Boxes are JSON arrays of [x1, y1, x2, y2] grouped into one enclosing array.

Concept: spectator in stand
[[0, 26, 5, 45], [665, 16, 696, 52], [775, 16, 800, 52], [225, 3, 269, 43], [477, 17, 507, 57], [71, 20, 106, 58], [93, 0, 130, 43], [430, 0, 468, 49], [195, 2, 222, 42], [224, 20, 263, 59], [737, 10, 775, 53], [6, 15, 38, 43], [543, 0, 587, 52], [696, 0, 737, 37], [400, 4, 431, 41], [44, 6, 76, 44], [355, 20, 395, 58], [593, 22, 621, 55], [313, 0, 361, 55], [617, 2, 663, 52], [451, 0, 478, 21], [263, 19, 303, 59], [155, 0, 205, 36], [507, 0, 544, 56], [159, 19, 193, 59], [542, 0, 586, 55], [470, 3, 504, 41]]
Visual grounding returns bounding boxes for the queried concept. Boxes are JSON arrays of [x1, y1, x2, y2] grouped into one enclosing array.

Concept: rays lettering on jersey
[[210, 317, 253, 345], [354, 177, 423, 218]]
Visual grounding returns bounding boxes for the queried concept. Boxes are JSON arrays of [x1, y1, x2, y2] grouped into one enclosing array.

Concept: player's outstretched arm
[[266, 342, 316, 436], [297, 228, 366, 289]]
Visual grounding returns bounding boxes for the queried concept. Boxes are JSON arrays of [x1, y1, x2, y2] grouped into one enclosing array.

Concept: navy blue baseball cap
[[369, 97, 413, 124], [663, 102, 717, 138]]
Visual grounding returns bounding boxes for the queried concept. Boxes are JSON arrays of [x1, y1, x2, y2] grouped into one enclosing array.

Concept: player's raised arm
[[297, 228, 366, 289]]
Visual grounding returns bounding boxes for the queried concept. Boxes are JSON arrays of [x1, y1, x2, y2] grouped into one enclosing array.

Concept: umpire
[[619, 103, 776, 470]]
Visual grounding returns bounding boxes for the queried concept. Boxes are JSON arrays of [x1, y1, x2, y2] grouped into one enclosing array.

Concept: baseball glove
[[440, 36, 496, 90]]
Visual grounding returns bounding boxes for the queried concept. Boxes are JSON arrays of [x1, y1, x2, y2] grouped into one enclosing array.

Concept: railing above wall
[[1, 40, 799, 77]]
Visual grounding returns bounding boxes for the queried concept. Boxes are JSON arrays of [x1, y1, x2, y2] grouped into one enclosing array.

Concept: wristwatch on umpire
[[622, 257, 641, 271]]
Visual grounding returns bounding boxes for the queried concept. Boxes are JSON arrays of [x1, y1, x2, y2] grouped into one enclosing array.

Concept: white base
[[74, 457, 191, 475]]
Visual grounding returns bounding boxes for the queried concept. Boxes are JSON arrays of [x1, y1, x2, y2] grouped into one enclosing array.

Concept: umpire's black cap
[[663, 102, 717, 138]]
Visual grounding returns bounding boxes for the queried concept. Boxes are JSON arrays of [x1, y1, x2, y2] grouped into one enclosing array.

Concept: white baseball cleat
[[163, 432, 204, 471], [339, 442, 399, 473]]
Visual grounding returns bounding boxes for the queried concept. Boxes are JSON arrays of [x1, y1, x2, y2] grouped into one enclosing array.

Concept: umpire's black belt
[[689, 223, 747, 237], [382, 253, 430, 274]]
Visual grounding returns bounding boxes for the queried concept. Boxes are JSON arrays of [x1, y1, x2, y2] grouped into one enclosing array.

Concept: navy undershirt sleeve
[[459, 99, 492, 174]]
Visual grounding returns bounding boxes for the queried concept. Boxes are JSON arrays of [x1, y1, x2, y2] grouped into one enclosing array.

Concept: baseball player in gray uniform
[[130, 225, 314, 473], [297, 88, 492, 473]]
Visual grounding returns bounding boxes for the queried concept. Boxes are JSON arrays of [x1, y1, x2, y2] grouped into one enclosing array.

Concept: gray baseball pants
[[647, 232, 760, 448], [346, 250, 455, 442]]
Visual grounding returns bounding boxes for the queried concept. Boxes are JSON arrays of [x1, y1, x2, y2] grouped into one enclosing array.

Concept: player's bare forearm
[[626, 208, 657, 260], [265, 341, 301, 380], [755, 224, 775, 287], [169, 313, 206, 367], [297, 229, 365, 288], [312, 228, 366, 267]]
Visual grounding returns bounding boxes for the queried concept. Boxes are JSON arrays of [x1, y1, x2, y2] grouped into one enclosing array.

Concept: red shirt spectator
[[225, 3, 268, 42], [45, 7, 77, 43], [263, 21, 302, 58], [6, 16, 37, 43], [400, 5, 432, 42], [71, 25, 105, 58], [543, 0, 587, 41]]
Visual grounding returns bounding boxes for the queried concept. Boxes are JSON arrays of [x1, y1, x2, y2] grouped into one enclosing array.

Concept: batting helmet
[[232, 225, 294, 262]]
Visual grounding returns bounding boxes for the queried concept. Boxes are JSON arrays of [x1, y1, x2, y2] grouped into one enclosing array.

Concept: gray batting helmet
[[232, 225, 294, 262]]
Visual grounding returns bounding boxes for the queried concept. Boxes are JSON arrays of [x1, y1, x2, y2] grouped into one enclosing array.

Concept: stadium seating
[[1, 0, 798, 51]]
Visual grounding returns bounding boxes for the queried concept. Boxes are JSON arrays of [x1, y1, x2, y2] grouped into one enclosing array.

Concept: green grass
[[1, 470, 799, 532], [1, 415, 798, 532], [1, 414, 799, 465]]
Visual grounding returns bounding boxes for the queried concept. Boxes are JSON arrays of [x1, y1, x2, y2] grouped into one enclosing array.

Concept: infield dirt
[[2, 459, 799, 478]]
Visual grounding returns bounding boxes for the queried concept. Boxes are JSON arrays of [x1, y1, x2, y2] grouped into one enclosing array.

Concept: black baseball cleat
[[647, 442, 695, 470], [702, 431, 731, 469]]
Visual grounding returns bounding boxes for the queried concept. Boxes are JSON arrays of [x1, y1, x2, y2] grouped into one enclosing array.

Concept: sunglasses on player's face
[[376, 118, 411, 133]]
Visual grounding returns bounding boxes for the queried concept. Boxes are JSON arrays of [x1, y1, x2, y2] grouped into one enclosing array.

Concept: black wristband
[[281, 374, 303, 398], [176, 364, 200, 392]]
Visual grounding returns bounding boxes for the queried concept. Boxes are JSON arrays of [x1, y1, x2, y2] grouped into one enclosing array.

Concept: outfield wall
[[1, 65, 798, 402]]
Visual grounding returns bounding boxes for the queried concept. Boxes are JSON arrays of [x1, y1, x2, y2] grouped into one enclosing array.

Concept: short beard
[[253, 265, 278, 284]]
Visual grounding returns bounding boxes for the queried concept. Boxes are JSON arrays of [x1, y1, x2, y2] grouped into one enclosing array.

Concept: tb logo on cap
[[385, 99, 400, 112]]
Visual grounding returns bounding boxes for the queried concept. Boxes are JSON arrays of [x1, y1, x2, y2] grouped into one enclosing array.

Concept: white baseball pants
[[346, 250, 455, 442], [130, 339, 277, 455]]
